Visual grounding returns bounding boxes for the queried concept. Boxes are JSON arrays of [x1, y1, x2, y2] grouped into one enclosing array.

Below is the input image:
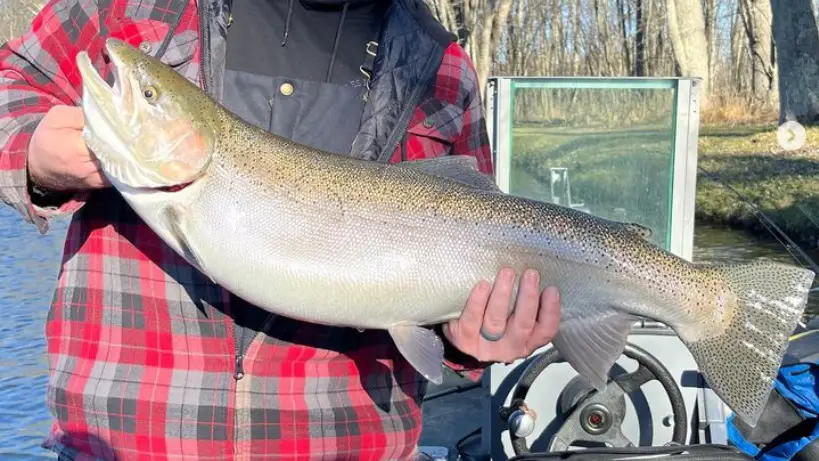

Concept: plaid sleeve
[[0, 0, 95, 233], [437, 324, 492, 382], [442, 43, 492, 175]]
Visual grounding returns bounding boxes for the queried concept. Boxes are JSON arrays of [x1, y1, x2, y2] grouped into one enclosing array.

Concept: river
[[0, 205, 816, 459]]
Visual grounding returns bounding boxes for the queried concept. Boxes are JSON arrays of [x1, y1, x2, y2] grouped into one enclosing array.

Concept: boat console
[[482, 324, 733, 459]]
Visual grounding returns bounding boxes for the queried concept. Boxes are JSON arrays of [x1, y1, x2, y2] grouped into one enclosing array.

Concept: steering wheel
[[500, 342, 688, 455]]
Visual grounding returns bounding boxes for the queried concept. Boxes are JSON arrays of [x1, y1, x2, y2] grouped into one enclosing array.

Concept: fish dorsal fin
[[622, 222, 653, 239], [551, 311, 639, 390], [400, 156, 502, 192]]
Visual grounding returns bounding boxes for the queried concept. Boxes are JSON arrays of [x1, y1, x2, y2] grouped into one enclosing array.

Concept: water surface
[[0, 206, 67, 460]]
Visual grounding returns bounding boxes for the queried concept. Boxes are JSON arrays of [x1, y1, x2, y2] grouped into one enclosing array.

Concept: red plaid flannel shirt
[[0, 0, 493, 459]]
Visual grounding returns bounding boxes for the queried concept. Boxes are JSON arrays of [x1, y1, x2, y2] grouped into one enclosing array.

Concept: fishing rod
[[796, 203, 819, 230], [696, 165, 819, 276]]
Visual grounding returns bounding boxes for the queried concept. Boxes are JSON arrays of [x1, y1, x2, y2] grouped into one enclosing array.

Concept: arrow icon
[[777, 121, 806, 151]]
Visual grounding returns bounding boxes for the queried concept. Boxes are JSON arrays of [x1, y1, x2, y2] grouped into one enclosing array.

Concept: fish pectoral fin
[[400, 156, 501, 193], [388, 325, 445, 385], [161, 205, 210, 279], [552, 311, 639, 390]]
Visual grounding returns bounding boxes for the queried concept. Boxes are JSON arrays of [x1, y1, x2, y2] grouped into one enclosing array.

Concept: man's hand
[[28, 105, 109, 191], [443, 268, 560, 364]]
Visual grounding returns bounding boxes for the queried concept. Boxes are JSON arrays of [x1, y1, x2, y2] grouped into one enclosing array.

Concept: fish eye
[[142, 86, 159, 103]]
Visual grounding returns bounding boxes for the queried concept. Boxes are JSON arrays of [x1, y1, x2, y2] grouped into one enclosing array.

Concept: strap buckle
[[359, 40, 379, 94], [365, 40, 378, 57]]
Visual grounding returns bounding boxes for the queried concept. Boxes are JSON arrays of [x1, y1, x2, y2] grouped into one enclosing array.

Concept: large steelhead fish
[[76, 39, 814, 427]]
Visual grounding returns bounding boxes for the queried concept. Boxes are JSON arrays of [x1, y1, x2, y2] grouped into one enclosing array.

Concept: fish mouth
[[77, 40, 187, 191], [76, 40, 131, 122]]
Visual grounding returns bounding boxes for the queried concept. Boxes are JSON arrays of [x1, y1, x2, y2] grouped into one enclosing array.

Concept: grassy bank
[[509, 122, 819, 249], [696, 124, 819, 248]]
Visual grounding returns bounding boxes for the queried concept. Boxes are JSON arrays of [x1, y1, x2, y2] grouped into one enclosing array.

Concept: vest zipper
[[197, 0, 211, 95], [268, 97, 276, 133]]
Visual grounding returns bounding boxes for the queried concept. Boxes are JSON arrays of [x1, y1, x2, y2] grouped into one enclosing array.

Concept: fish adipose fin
[[552, 311, 640, 390], [400, 156, 501, 193], [161, 205, 210, 280], [389, 325, 445, 385], [681, 260, 814, 428]]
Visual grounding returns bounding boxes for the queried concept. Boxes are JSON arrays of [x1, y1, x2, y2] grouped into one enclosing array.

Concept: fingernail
[[524, 269, 539, 284], [501, 268, 516, 282]]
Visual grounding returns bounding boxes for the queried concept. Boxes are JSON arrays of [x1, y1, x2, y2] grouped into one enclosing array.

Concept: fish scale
[[76, 38, 815, 429]]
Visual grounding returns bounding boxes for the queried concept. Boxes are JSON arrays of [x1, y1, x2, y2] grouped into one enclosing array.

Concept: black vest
[[190, 0, 456, 353]]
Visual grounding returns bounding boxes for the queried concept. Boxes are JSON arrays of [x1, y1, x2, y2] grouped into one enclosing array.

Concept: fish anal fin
[[552, 311, 639, 390], [161, 205, 209, 278], [388, 325, 445, 385], [400, 156, 501, 192]]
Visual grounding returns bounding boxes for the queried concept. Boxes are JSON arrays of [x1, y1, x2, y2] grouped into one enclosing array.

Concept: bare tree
[[426, 0, 514, 95], [666, 0, 711, 102], [771, 0, 819, 123], [703, 0, 717, 89], [739, 0, 777, 106], [731, 0, 751, 95], [635, 0, 647, 76], [595, 0, 613, 75], [427, 0, 791, 123], [616, 0, 633, 74]]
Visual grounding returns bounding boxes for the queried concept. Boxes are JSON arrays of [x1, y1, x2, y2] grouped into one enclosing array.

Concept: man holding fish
[[0, 0, 562, 459]]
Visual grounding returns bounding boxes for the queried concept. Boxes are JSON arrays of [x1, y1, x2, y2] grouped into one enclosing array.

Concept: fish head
[[77, 38, 220, 190]]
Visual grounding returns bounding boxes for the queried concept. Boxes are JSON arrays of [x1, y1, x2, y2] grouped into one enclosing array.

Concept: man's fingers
[[85, 170, 110, 189], [527, 286, 561, 350], [73, 132, 91, 159], [507, 269, 540, 335], [82, 146, 111, 188], [502, 269, 541, 354], [77, 160, 109, 189], [453, 279, 492, 341], [481, 268, 515, 340]]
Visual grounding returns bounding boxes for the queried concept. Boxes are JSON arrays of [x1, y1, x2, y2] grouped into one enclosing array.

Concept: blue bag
[[727, 328, 819, 461]]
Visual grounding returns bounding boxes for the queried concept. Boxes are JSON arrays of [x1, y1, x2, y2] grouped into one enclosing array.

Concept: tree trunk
[[474, 0, 515, 95], [422, 0, 515, 98], [595, 0, 613, 75], [771, 0, 819, 123], [635, 0, 647, 76], [666, 0, 711, 104], [732, 0, 750, 95], [703, 0, 717, 89], [739, 0, 777, 106], [616, 0, 632, 75]]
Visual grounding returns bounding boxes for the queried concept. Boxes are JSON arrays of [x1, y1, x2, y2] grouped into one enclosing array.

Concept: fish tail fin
[[682, 260, 814, 427]]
